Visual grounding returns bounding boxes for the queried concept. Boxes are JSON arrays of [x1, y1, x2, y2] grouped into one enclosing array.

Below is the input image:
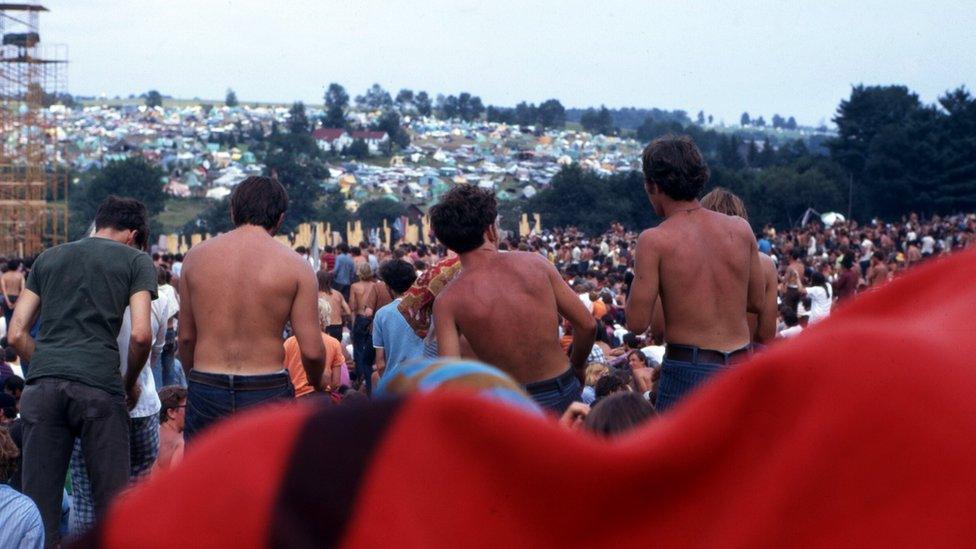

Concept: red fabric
[[345, 249, 976, 548], [100, 403, 313, 548]]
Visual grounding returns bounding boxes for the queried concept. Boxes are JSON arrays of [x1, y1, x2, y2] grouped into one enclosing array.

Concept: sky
[[40, 0, 976, 126]]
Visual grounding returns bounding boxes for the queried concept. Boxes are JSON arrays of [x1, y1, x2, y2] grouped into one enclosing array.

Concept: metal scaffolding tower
[[0, 2, 67, 257]]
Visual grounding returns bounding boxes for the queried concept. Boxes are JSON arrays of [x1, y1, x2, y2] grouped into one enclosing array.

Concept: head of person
[[584, 363, 609, 387], [317, 296, 333, 332], [157, 265, 171, 287], [641, 134, 710, 216], [158, 386, 188, 431], [3, 346, 16, 365], [872, 251, 885, 264], [622, 332, 640, 350], [3, 374, 24, 400], [323, 245, 334, 254], [316, 270, 333, 293], [583, 392, 656, 437], [0, 426, 18, 483], [0, 393, 16, 423], [628, 350, 650, 370], [229, 175, 289, 235], [379, 259, 418, 296], [810, 271, 828, 290], [350, 246, 362, 257], [841, 254, 854, 270], [594, 372, 630, 401], [356, 262, 374, 282], [6, 259, 21, 272], [430, 184, 498, 254], [337, 242, 349, 254], [701, 187, 748, 220], [94, 196, 150, 250]]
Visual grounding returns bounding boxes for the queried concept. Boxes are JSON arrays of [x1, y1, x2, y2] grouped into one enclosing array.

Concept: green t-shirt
[[25, 237, 158, 395]]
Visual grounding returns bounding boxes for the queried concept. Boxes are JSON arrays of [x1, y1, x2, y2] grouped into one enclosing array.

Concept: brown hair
[[701, 187, 749, 221], [584, 392, 656, 437], [158, 386, 187, 424], [641, 134, 710, 201], [0, 426, 18, 483], [230, 176, 289, 231]]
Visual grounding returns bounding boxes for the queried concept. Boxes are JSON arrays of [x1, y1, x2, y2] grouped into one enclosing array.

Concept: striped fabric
[[375, 357, 543, 416], [0, 484, 44, 548]]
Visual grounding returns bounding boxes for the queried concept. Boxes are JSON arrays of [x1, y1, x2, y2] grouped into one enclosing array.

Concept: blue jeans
[[523, 368, 581, 414], [656, 358, 728, 412], [184, 370, 294, 443], [152, 328, 186, 388], [352, 316, 375, 395]]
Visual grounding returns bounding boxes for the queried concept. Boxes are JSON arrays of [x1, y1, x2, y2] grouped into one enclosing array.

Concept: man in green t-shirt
[[8, 196, 158, 545]]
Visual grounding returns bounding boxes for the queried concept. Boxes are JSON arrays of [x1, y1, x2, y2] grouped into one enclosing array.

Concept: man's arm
[[756, 255, 778, 343], [291, 268, 326, 391], [124, 290, 153, 410], [433, 296, 461, 358], [625, 230, 661, 334], [177, 266, 196, 374], [545, 259, 595, 374], [149, 303, 167, 375], [8, 289, 40, 361], [745, 230, 765, 315], [374, 347, 386, 377]]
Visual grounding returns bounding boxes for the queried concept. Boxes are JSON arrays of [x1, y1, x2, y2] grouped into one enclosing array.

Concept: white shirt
[[779, 325, 804, 339], [171, 261, 183, 277], [641, 345, 666, 367], [118, 298, 168, 418], [806, 285, 832, 324], [158, 284, 180, 321], [578, 292, 593, 313], [921, 236, 935, 255]]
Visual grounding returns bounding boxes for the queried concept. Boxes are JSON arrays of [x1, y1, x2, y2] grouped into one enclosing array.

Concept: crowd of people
[[0, 134, 974, 546]]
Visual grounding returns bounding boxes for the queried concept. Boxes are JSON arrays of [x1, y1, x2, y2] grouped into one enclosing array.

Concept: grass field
[[156, 198, 209, 233]]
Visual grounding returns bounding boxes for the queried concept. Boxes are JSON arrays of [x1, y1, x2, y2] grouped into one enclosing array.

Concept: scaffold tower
[[0, 2, 67, 257]]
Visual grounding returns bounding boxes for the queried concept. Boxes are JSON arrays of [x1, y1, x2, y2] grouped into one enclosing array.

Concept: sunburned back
[[656, 210, 754, 351], [184, 230, 303, 374], [1, 270, 23, 296], [442, 252, 567, 384]]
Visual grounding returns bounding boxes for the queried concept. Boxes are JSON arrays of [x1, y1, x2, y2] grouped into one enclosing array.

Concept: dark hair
[[873, 250, 885, 262], [628, 349, 649, 367], [324, 245, 334, 253], [6, 259, 21, 271], [0, 426, 18, 483], [378, 259, 418, 294], [584, 392, 656, 437], [229, 176, 288, 231], [350, 246, 362, 257], [641, 134, 710, 201], [0, 393, 15, 423], [622, 332, 640, 349], [158, 385, 187, 424], [594, 373, 628, 399], [781, 306, 799, 327], [430, 184, 497, 253], [3, 346, 16, 362], [810, 271, 828, 292], [156, 265, 171, 286], [336, 243, 349, 254], [841, 254, 854, 269], [3, 375, 24, 395], [316, 270, 333, 292], [94, 196, 149, 250]]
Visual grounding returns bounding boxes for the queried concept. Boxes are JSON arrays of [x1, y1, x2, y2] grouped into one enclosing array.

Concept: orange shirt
[[283, 333, 345, 398], [591, 300, 607, 319]]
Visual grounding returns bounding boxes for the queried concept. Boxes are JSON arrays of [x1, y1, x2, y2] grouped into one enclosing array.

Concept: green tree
[[70, 157, 167, 239], [740, 112, 751, 126], [323, 83, 349, 128], [145, 90, 163, 108], [356, 198, 406, 228], [415, 91, 432, 117], [356, 83, 393, 110], [697, 110, 706, 125], [395, 88, 414, 111], [374, 111, 410, 152], [537, 99, 566, 129], [580, 106, 614, 135], [288, 102, 310, 135], [225, 88, 239, 107], [346, 138, 370, 160]]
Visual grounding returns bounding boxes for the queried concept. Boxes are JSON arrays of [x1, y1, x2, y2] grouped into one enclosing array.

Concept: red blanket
[[77, 249, 976, 548]]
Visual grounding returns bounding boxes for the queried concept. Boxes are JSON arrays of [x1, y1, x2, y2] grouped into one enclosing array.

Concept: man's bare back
[[434, 251, 589, 384], [629, 209, 763, 352], [179, 225, 324, 376]]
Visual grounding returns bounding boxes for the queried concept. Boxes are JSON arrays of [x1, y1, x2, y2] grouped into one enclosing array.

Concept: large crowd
[[0, 134, 974, 547]]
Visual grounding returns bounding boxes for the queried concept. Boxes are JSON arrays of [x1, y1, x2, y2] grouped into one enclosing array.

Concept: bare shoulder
[[636, 226, 667, 253]]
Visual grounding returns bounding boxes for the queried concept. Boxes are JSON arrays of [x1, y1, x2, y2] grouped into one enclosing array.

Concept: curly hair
[[0, 426, 18, 483], [430, 184, 497, 253], [641, 134, 710, 201], [701, 187, 748, 221]]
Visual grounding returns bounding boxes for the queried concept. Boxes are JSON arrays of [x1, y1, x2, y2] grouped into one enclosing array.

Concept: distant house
[[312, 128, 351, 152], [349, 131, 389, 154]]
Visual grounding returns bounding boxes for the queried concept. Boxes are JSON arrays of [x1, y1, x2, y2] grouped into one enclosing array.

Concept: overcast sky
[[42, 0, 976, 126]]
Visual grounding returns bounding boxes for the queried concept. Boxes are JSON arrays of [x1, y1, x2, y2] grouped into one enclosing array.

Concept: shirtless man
[[700, 187, 778, 344], [348, 263, 391, 394], [154, 386, 186, 473], [866, 251, 889, 287], [178, 176, 325, 441], [431, 185, 595, 413], [1, 259, 24, 331], [316, 271, 351, 342], [627, 135, 764, 412]]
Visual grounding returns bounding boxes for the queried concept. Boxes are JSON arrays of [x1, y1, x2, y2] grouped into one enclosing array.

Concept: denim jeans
[[352, 315, 375, 395], [523, 368, 582, 414], [184, 370, 294, 443], [152, 328, 185, 388], [656, 358, 728, 413]]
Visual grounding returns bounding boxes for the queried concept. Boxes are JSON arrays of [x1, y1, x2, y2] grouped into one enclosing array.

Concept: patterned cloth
[[69, 415, 160, 534], [0, 484, 44, 549], [375, 357, 543, 417], [397, 256, 462, 338]]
